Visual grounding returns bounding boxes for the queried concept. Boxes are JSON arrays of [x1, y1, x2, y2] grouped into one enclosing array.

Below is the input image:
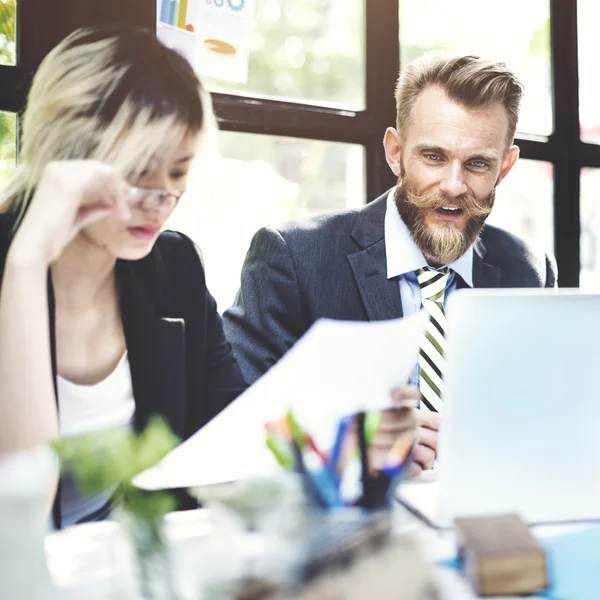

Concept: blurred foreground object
[[57, 417, 180, 599], [0, 445, 58, 599], [238, 537, 437, 600]]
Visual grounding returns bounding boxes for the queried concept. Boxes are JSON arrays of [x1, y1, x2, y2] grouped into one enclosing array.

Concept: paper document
[[134, 313, 425, 490]]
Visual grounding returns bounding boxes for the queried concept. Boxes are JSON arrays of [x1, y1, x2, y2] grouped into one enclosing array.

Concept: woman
[[0, 26, 417, 528], [0, 26, 249, 527]]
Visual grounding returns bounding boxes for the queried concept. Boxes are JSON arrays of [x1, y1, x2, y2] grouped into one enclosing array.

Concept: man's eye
[[170, 171, 187, 180], [470, 161, 487, 169], [425, 154, 442, 162]]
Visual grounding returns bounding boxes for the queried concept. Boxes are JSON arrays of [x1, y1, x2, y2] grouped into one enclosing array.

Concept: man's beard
[[394, 174, 495, 267]]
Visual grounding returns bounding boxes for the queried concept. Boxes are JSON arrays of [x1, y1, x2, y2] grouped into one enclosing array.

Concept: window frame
[[0, 0, 589, 286]]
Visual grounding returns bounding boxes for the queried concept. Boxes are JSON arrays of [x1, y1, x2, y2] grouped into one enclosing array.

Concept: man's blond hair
[[395, 53, 524, 147]]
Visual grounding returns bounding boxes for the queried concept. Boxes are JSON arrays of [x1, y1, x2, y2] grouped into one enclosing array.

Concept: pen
[[356, 411, 370, 498], [290, 435, 329, 509], [264, 424, 294, 471], [328, 416, 352, 473]]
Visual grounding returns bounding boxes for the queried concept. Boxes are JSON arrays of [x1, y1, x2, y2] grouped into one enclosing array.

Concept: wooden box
[[454, 513, 548, 597]]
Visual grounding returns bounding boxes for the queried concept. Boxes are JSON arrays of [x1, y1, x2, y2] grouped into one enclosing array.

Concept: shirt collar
[[384, 190, 474, 287]]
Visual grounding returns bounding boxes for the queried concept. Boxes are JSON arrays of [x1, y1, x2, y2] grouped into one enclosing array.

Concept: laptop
[[396, 288, 600, 528]]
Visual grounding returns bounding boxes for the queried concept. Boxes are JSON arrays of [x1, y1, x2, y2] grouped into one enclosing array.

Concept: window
[[167, 132, 365, 309], [159, 1, 590, 290], [399, 0, 552, 137], [0, 111, 16, 182], [578, 1, 600, 144], [0, 0, 17, 66], [0, 2, 594, 289], [488, 159, 554, 253], [580, 168, 600, 290], [203, 0, 366, 110]]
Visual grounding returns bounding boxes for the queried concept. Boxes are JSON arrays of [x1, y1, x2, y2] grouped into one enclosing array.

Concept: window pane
[[578, 2, 600, 144], [487, 159, 554, 253], [0, 0, 16, 66], [201, 0, 365, 110], [580, 168, 600, 289], [399, 0, 552, 137], [166, 132, 365, 310], [0, 111, 16, 182]]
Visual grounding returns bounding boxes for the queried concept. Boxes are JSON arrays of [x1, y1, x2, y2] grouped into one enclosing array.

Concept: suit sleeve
[[223, 226, 307, 385]]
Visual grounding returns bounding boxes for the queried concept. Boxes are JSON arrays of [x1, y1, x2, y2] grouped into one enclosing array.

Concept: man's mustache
[[399, 182, 494, 219]]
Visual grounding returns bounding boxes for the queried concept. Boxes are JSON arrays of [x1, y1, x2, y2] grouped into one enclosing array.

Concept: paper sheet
[[134, 313, 426, 490]]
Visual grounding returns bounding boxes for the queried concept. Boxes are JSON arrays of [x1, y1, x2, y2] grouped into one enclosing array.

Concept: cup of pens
[[265, 407, 415, 512], [192, 406, 415, 593], [260, 406, 416, 585]]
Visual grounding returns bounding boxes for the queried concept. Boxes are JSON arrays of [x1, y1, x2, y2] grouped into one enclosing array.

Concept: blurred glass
[[0, 111, 16, 183], [399, 0, 552, 137], [580, 169, 600, 290], [487, 158, 554, 254], [578, 1, 600, 144], [0, 0, 16, 66], [166, 131, 365, 311], [202, 0, 365, 110]]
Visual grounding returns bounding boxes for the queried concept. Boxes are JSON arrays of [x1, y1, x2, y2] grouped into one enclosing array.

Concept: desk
[[45, 503, 594, 599], [46, 510, 223, 599]]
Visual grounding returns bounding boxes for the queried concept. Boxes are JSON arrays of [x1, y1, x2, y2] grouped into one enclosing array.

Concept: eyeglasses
[[127, 186, 183, 211]]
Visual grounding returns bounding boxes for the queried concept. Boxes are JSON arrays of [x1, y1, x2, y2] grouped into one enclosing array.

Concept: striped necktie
[[416, 267, 451, 413]]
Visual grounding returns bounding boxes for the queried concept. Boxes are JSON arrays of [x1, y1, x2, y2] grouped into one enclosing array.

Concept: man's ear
[[497, 145, 519, 185], [383, 127, 402, 177]]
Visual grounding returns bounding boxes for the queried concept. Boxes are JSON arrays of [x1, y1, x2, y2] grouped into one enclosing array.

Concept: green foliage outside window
[[0, 0, 16, 63], [0, 0, 17, 183]]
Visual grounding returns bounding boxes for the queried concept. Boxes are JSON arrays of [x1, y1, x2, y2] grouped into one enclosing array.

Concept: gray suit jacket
[[223, 192, 557, 384]]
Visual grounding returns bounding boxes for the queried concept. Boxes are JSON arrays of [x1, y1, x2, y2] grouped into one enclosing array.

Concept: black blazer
[[224, 191, 558, 385], [0, 214, 248, 525]]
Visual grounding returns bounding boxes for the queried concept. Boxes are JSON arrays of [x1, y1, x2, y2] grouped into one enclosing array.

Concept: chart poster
[[157, 0, 255, 84]]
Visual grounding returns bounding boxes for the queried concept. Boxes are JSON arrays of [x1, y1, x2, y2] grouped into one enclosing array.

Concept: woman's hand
[[8, 160, 131, 265]]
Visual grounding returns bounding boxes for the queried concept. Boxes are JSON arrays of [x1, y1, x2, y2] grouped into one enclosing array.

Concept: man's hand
[[407, 410, 441, 477], [368, 386, 419, 472]]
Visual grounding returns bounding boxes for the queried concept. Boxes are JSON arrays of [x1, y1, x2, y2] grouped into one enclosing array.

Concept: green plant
[[56, 416, 180, 549]]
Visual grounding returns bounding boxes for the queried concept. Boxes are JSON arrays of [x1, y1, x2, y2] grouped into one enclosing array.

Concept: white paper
[[157, 22, 198, 67], [195, 0, 255, 84], [134, 313, 426, 491]]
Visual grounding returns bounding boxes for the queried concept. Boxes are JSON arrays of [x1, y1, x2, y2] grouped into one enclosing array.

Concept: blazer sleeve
[[202, 277, 249, 419], [223, 226, 307, 385], [160, 231, 248, 427], [185, 237, 248, 420]]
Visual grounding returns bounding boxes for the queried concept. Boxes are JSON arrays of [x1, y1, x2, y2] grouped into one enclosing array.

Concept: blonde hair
[[395, 53, 523, 147], [0, 26, 212, 223]]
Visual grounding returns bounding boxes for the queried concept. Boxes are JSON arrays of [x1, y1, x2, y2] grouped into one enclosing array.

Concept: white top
[[57, 353, 135, 527], [58, 352, 135, 438]]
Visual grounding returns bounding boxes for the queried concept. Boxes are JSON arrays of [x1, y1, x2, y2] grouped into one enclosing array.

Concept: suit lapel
[[472, 237, 502, 288], [117, 258, 188, 438], [348, 240, 403, 321], [348, 193, 403, 321]]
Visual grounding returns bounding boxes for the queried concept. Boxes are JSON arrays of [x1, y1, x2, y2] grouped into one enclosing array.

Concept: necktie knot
[[416, 267, 451, 303]]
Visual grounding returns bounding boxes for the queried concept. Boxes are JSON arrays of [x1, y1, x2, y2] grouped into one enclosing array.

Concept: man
[[223, 53, 557, 475]]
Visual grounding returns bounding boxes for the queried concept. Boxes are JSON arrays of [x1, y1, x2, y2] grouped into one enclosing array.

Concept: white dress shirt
[[384, 190, 474, 385]]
